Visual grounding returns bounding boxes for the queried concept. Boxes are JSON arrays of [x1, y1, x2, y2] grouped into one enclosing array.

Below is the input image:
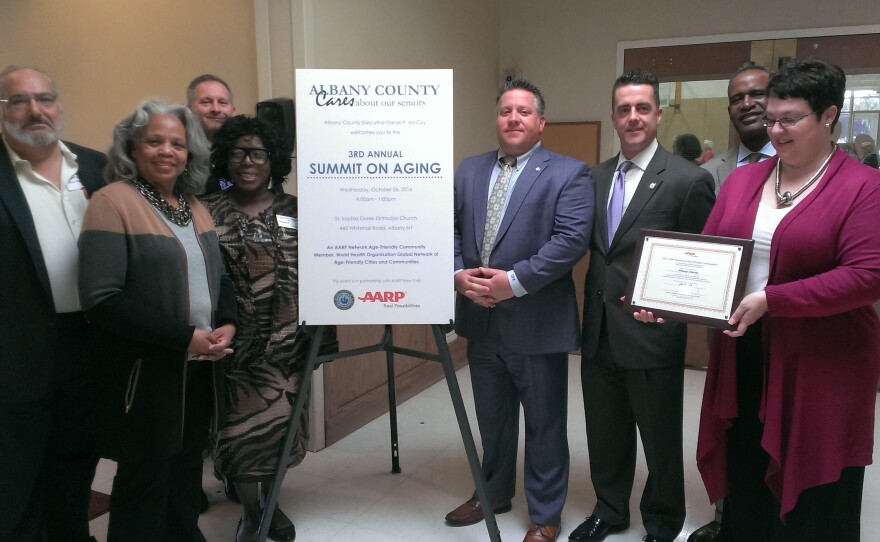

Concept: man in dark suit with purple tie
[[446, 79, 593, 542], [570, 70, 715, 542]]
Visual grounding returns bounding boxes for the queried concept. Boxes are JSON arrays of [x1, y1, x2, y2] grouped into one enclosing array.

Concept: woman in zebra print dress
[[201, 115, 307, 542]]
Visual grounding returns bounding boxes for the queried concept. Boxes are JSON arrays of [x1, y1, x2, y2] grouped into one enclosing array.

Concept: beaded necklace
[[131, 177, 192, 226]]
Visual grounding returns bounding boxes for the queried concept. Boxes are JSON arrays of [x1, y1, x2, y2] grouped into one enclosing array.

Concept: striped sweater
[[79, 181, 237, 461]]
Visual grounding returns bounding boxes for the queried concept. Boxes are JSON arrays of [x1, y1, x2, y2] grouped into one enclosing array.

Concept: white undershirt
[[609, 139, 659, 212], [6, 138, 89, 312], [745, 202, 793, 296]]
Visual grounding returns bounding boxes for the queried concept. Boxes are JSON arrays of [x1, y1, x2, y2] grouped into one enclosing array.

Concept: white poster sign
[[297, 69, 454, 325]]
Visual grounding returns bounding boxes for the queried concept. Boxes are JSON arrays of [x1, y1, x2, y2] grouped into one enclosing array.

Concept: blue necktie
[[607, 161, 632, 244]]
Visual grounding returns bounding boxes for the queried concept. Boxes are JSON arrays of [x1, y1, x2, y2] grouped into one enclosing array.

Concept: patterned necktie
[[747, 152, 762, 164], [607, 161, 632, 245], [481, 155, 517, 266]]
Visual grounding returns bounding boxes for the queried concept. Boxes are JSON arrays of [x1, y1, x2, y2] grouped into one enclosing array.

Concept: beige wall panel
[[0, 0, 258, 151], [751, 40, 777, 69], [658, 97, 731, 155], [267, 0, 296, 99], [771, 39, 798, 70]]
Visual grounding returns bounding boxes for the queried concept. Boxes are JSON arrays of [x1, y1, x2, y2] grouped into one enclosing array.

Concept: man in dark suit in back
[[689, 61, 774, 542], [0, 65, 107, 542], [569, 69, 715, 542], [701, 63, 775, 195], [447, 79, 593, 542]]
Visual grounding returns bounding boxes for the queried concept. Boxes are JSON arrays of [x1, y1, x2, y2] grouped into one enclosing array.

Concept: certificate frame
[[625, 229, 754, 329]]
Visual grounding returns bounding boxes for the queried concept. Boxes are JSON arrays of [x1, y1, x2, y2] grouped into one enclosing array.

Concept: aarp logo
[[358, 291, 406, 303]]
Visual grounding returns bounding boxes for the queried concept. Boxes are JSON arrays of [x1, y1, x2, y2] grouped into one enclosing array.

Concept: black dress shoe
[[643, 536, 674, 542], [268, 523, 296, 542], [568, 515, 629, 542], [687, 520, 721, 542]]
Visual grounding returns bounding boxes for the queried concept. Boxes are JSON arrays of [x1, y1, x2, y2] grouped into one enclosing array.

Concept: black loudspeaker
[[255, 98, 295, 154]]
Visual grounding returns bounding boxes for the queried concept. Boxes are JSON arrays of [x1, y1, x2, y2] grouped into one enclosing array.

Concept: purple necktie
[[607, 161, 632, 244]]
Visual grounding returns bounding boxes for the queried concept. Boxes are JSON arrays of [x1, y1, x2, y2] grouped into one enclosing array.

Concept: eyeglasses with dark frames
[[229, 147, 270, 165]]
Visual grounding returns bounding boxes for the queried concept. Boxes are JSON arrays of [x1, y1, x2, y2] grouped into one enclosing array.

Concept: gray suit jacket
[[582, 146, 715, 368], [701, 147, 737, 194], [454, 145, 593, 354]]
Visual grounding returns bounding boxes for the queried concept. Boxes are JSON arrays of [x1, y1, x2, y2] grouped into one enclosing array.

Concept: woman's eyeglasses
[[229, 148, 270, 165], [761, 112, 816, 128]]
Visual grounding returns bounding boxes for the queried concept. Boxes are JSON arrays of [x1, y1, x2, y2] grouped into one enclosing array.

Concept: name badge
[[276, 214, 297, 229]]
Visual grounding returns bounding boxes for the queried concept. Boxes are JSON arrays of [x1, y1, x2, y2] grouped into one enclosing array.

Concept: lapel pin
[[649, 182, 656, 189], [535, 166, 541, 172]]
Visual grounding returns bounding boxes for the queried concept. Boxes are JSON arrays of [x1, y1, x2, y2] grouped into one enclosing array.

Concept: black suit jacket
[[582, 146, 715, 368], [0, 140, 107, 403]]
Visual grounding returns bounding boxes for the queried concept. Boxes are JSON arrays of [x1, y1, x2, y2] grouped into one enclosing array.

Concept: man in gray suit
[[569, 70, 715, 542], [447, 79, 593, 542], [688, 61, 774, 542], [701, 63, 774, 195]]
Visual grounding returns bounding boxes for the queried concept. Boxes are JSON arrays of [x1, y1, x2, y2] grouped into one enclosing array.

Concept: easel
[[256, 323, 502, 542]]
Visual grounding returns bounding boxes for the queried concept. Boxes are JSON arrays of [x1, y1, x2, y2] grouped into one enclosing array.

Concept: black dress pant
[[722, 323, 864, 542], [0, 317, 98, 542], [581, 318, 685, 540], [107, 363, 212, 542]]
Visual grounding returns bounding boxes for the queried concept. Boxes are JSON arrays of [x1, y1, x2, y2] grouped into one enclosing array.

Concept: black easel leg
[[384, 325, 401, 474], [431, 324, 501, 542]]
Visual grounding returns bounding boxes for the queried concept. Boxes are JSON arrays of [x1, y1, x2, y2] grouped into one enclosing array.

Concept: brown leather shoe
[[524, 523, 560, 542], [444, 497, 512, 526]]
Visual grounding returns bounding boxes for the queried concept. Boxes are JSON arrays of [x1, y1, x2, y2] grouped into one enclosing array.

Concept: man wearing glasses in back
[[0, 65, 107, 542]]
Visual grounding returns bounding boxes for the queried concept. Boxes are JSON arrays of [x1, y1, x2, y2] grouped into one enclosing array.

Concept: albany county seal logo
[[334, 290, 355, 310]]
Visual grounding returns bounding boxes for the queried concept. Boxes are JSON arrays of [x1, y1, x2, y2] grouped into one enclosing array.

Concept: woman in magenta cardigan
[[695, 58, 880, 540]]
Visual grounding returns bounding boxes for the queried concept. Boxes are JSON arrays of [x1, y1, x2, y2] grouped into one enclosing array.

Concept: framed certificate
[[625, 229, 754, 329]]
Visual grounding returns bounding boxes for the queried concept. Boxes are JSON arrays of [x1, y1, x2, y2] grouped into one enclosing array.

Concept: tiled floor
[[89, 355, 880, 541]]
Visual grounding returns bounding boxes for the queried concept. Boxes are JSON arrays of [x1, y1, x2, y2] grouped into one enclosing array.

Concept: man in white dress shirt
[[0, 65, 107, 542]]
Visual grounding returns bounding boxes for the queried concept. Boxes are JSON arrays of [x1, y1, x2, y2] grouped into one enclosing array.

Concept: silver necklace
[[131, 177, 192, 226], [775, 144, 837, 207]]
